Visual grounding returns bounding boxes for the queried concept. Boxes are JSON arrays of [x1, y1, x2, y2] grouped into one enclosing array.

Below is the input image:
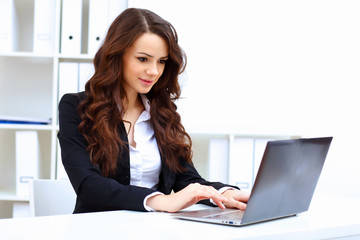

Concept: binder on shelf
[[33, 0, 56, 54], [88, 0, 109, 56], [253, 138, 272, 183], [0, 0, 16, 52], [61, 0, 82, 55], [208, 138, 229, 183], [16, 131, 40, 196], [78, 62, 94, 92], [12, 202, 31, 218], [228, 138, 254, 191], [88, 0, 127, 56], [58, 62, 79, 102]]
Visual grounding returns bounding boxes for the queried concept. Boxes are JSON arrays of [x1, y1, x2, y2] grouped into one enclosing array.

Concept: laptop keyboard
[[203, 210, 244, 221]]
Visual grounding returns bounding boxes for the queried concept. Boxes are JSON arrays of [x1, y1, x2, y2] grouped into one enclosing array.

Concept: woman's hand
[[146, 183, 229, 213], [222, 189, 250, 210]]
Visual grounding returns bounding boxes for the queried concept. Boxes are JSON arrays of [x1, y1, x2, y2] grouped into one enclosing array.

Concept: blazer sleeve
[[57, 93, 156, 213]]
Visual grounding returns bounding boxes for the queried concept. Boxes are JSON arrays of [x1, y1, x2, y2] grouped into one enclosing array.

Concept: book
[[16, 131, 40, 196], [228, 138, 254, 190], [61, 0, 82, 55], [208, 138, 229, 182], [33, 0, 56, 54], [0, 0, 16, 52], [0, 115, 51, 125], [58, 62, 79, 102]]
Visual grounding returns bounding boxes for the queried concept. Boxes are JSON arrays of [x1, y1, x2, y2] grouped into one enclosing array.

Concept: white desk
[[1, 194, 359, 240]]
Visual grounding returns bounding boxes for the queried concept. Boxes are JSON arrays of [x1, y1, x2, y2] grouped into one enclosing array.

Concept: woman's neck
[[126, 92, 143, 111], [122, 92, 145, 146]]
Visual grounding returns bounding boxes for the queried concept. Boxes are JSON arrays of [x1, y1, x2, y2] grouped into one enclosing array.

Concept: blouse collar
[[137, 94, 151, 123]]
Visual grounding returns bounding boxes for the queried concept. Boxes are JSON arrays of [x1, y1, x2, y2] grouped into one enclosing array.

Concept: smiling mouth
[[140, 78, 154, 85]]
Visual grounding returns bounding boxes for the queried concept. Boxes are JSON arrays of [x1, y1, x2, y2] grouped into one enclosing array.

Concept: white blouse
[[129, 94, 161, 190]]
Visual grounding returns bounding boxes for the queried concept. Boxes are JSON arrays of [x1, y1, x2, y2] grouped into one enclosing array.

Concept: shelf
[[187, 126, 301, 139], [0, 51, 54, 59], [57, 54, 94, 60], [0, 52, 94, 61], [0, 52, 95, 60], [0, 192, 29, 202], [0, 124, 53, 131]]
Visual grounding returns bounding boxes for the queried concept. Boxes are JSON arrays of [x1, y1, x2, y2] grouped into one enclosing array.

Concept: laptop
[[173, 137, 333, 226]]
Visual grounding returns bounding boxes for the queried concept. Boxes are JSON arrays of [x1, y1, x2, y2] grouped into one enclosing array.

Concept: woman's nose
[[146, 63, 159, 76]]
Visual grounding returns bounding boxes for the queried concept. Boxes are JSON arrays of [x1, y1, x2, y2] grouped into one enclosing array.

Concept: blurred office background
[[129, 0, 360, 198]]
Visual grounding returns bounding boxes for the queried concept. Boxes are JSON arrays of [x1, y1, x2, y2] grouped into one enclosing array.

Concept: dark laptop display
[[173, 137, 333, 226]]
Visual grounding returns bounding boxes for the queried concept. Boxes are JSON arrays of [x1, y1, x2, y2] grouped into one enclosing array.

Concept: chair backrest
[[29, 179, 76, 217]]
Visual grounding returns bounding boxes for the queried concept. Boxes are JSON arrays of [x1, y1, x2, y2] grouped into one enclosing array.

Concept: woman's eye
[[138, 57, 147, 62], [159, 59, 167, 64]]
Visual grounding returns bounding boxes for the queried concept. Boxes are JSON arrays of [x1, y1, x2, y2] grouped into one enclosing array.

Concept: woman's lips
[[140, 78, 154, 86]]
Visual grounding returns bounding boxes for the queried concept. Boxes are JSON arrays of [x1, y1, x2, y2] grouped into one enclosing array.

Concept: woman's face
[[122, 32, 169, 97]]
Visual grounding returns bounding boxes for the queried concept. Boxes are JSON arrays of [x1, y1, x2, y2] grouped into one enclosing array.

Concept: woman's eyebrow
[[137, 52, 168, 59], [137, 52, 153, 58]]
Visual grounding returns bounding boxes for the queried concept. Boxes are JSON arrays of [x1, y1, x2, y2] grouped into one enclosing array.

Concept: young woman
[[58, 8, 249, 213]]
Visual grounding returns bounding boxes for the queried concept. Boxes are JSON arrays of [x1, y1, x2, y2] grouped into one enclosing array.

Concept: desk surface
[[1, 194, 359, 240]]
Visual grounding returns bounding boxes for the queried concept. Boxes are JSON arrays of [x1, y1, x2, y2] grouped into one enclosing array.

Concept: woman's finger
[[222, 190, 249, 210]]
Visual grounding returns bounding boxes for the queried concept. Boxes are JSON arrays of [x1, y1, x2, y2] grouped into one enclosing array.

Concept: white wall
[[129, 0, 360, 198]]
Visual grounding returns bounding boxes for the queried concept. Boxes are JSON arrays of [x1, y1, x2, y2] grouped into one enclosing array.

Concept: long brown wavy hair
[[77, 8, 192, 177]]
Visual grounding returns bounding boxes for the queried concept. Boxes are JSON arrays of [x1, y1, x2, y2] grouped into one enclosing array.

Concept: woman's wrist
[[144, 192, 164, 211], [146, 194, 169, 212]]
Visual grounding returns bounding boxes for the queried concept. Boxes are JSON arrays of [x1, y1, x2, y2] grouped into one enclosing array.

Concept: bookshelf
[[0, 0, 127, 218]]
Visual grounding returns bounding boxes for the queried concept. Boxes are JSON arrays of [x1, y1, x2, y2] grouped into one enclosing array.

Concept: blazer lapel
[[112, 122, 131, 185], [157, 157, 176, 194]]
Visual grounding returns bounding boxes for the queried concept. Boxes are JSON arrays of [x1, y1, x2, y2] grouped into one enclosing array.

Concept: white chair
[[29, 179, 76, 217]]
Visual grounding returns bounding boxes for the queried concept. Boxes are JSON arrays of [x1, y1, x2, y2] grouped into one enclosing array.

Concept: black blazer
[[58, 92, 235, 213]]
